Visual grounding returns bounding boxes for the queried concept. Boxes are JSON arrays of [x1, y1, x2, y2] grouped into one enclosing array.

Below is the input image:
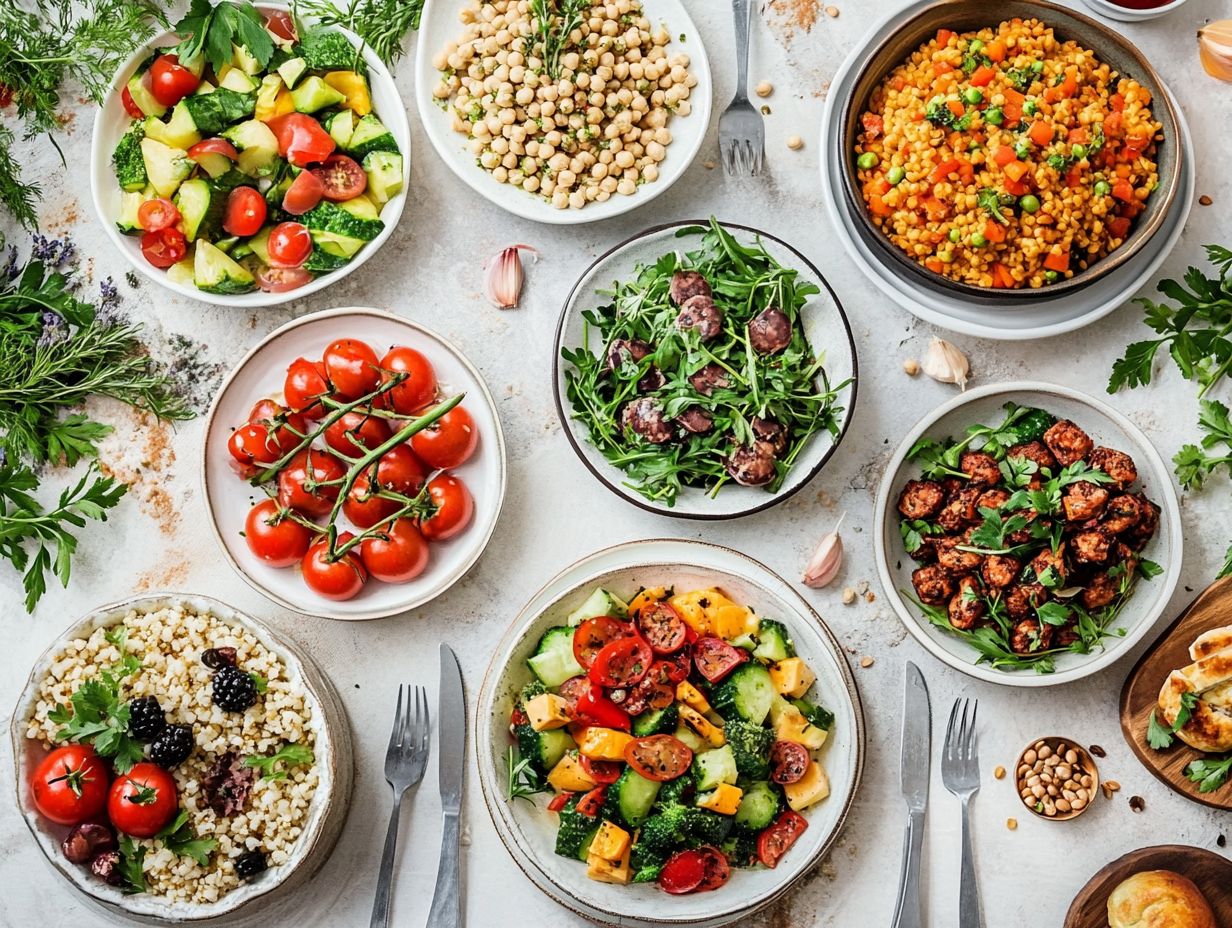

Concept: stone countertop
[[1, 0, 1230, 926]]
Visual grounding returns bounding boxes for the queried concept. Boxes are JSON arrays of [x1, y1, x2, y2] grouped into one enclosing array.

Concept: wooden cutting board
[[1119, 576, 1232, 810], [1063, 845, 1232, 928]]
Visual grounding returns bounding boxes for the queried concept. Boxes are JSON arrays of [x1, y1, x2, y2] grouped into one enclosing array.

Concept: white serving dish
[[414, 0, 713, 225], [202, 307, 507, 620], [476, 538, 866, 928], [90, 3, 411, 308], [553, 221, 858, 519], [873, 382, 1183, 687], [1079, 0, 1191, 23], [11, 593, 352, 924]]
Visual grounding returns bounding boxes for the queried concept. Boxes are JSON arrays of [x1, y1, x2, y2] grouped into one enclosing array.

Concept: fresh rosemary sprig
[[293, 0, 424, 66], [505, 745, 550, 803]]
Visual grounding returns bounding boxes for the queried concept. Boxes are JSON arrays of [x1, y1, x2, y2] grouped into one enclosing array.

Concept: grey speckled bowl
[[837, 0, 1182, 304]]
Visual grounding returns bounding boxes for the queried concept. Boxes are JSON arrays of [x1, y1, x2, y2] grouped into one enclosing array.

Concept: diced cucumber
[[673, 724, 704, 754], [298, 28, 359, 71], [116, 189, 147, 234], [711, 663, 776, 726], [143, 101, 201, 150], [325, 109, 355, 148], [363, 151, 403, 206], [312, 229, 366, 258], [733, 781, 781, 831], [232, 42, 263, 75], [527, 626, 583, 688], [193, 240, 255, 294], [246, 227, 272, 265], [222, 119, 280, 177], [190, 149, 234, 180], [230, 240, 254, 260], [566, 588, 629, 626], [291, 75, 346, 113], [631, 704, 678, 737], [166, 255, 195, 286], [693, 745, 738, 791], [303, 246, 350, 274], [792, 697, 835, 732], [219, 68, 259, 94], [213, 235, 240, 253], [125, 73, 166, 118], [255, 74, 284, 120], [345, 113, 399, 159], [300, 199, 384, 241], [112, 126, 147, 192], [139, 138, 192, 198], [277, 57, 308, 89], [336, 194, 379, 220], [753, 619, 795, 663], [613, 767, 661, 829], [173, 178, 213, 241], [515, 722, 574, 776]]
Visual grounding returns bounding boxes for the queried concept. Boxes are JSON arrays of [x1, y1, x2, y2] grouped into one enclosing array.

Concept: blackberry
[[148, 724, 194, 768], [212, 665, 258, 712], [127, 696, 166, 742], [234, 850, 267, 880], [202, 647, 238, 670]]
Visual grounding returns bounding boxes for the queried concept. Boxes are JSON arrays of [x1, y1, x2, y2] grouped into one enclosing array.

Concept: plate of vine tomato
[[203, 307, 506, 619]]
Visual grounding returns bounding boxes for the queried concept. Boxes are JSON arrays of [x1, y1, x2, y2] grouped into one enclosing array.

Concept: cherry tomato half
[[108, 763, 178, 838], [267, 221, 313, 268], [692, 636, 749, 683], [379, 345, 438, 415], [323, 338, 381, 400], [695, 845, 732, 892], [419, 474, 473, 541], [284, 358, 332, 418], [224, 186, 267, 237], [187, 137, 238, 165], [137, 197, 181, 232], [572, 616, 632, 669], [324, 409, 391, 458], [574, 682, 631, 731], [301, 534, 368, 600], [575, 786, 607, 817], [757, 811, 809, 869], [360, 518, 430, 583], [282, 169, 326, 216], [624, 734, 693, 782], [769, 740, 810, 786], [141, 227, 187, 269], [580, 755, 622, 785], [32, 745, 110, 826], [589, 636, 653, 688], [228, 402, 304, 466], [660, 647, 692, 684], [659, 849, 707, 895], [267, 113, 336, 167], [410, 406, 478, 470], [263, 8, 296, 40], [121, 85, 143, 119], [638, 601, 688, 654], [311, 153, 367, 201], [277, 448, 346, 517], [149, 53, 200, 108], [556, 675, 592, 715], [255, 265, 314, 293], [244, 499, 311, 567], [623, 660, 677, 714]]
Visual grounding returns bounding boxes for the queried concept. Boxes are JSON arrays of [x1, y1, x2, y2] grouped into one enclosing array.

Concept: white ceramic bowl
[[11, 593, 352, 924], [873, 382, 1183, 687], [202, 307, 507, 620], [90, 4, 412, 308], [553, 221, 858, 519], [477, 539, 866, 928], [414, 0, 712, 225], [1078, 0, 1191, 22]]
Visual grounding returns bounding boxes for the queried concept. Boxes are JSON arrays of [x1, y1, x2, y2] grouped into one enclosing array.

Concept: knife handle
[[426, 809, 462, 928], [891, 810, 926, 928]]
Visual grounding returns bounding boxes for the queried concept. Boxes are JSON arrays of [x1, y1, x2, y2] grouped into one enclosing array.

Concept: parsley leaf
[[1146, 692, 1200, 751], [52, 654, 144, 772], [156, 810, 218, 866], [243, 742, 314, 780], [117, 835, 147, 894], [173, 0, 275, 73], [1184, 755, 1232, 793]]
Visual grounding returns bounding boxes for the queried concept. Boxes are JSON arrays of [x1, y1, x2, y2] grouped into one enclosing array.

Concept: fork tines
[[384, 684, 430, 782], [720, 136, 764, 177], [945, 697, 979, 764]]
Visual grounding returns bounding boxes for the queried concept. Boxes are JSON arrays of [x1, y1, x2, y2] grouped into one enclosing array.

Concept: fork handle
[[731, 0, 752, 103], [426, 809, 462, 928], [959, 795, 984, 928], [891, 809, 926, 928], [369, 792, 403, 928]]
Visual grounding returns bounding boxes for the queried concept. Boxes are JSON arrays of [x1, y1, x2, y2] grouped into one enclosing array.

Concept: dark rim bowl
[[837, 0, 1182, 305]]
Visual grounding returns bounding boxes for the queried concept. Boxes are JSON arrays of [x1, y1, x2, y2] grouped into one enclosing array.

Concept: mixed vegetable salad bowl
[[90, 2, 410, 307], [873, 382, 1182, 687], [477, 539, 864, 927], [11, 593, 351, 923]]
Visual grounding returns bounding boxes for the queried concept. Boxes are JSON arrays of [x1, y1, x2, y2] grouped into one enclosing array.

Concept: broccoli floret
[[554, 797, 598, 859], [517, 678, 547, 709], [630, 838, 667, 879], [655, 775, 693, 808], [720, 831, 760, 868], [685, 807, 733, 845], [112, 125, 147, 192], [726, 719, 773, 780], [637, 804, 691, 852], [632, 864, 663, 884], [298, 27, 361, 71]]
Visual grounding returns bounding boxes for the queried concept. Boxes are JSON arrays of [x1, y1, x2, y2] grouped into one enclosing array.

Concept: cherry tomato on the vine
[[244, 499, 311, 567], [323, 338, 381, 400], [419, 474, 473, 541], [410, 406, 478, 470], [379, 346, 437, 414], [284, 358, 332, 418], [277, 448, 346, 517], [360, 518, 430, 583], [301, 534, 367, 600]]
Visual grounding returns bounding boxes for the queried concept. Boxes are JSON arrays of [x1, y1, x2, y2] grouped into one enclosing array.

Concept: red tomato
[[579, 755, 622, 785], [659, 850, 707, 894], [572, 616, 632, 669], [121, 85, 143, 119], [324, 409, 392, 458], [31, 745, 110, 826], [638, 602, 687, 654], [547, 792, 572, 813], [574, 683, 631, 731], [624, 734, 693, 782], [343, 469, 399, 529], [323, 338, 381, 400], [267, 113, 336, 167], [301, 534, 368, 600], [376, 444, 428, 495], [311, 153, 367, 201], [419, 474, 473, 541], [263, 8, 296, 40], [277, 448, 346, 517], [282, 169, 326, 216], [244, 499, 311, 567], [187, 137, 239, 163], [108, 763, 178, 838], [624, 660, 676, 714], [267, 221, 313, 268], [695, 846, 732, 892], [284, 358, 333, 418], [224, 186, 267, 236], [660, 647, 692, 684], [410, 406, 478, 470], [140, 227, 187, 269], [589, 636, 653, 688], [692, 637, 749, 683], [137, 197, 181, 232], [379, 346, 438, 415], [256, 265, 314, 293], [770, 740, 810, 785], [556, 675, 591, 714], [575, 786, 607, 817], [149, 54, 200, 107], [757, 811, 809, 869], [360, 518, 430, 583], [227, 404, 304, 466]]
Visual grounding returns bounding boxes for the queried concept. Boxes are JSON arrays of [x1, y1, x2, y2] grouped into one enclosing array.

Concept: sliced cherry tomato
[[267, 221, 313, 268], [511, 705, 528, 726], [547, 792, 572, 813], [224, 186, 267, 236], [268, 113, 336, 167], [379, 345, 437, 414], [137, 197, 181, 232], [580, 755, 622, 785], [628, 660, 677, 712], [695, 845, 732, 892], [324, 409, 392, 458], [419, 474, 473, 541], [660, 647, 692, 684], [638, 601, 687, 654], [188, 137, 239, 163], [323, 338, 381, 400], [301, 533, 368, 600], [107, 763, 178, 838], [376, 444, 429, 495], [574, 683, 631, 731], [659, 849, 706, 894], [244, 499, 311, 567], [624, 734, 693, 782], [410, 406, 478, 470], [311, 153, 367, 201], [770, 740, 810, 785], [360, 518, 429, 583], [282, 169, 326, 216], [758, 810, 809, 869], [693, 636, 749, 683], [277, 448, 346, 517], [149, 53, 200, 107], [140, 227, 186, 269], [575, 786, 607, 817], [256, 264, 314, 293], [263, 8, 297, 40], [343, 468, 399, 529], [284, 358, 332, 418], [589, 636, 653, 688], [572, 616, 633, 669], [121, 85, 143, 119], [32, 745, 109, 826], [556, 675, 592, 714]]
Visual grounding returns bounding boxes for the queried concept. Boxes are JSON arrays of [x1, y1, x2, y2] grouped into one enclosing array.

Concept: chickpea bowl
[[1014, 737, 1100, 821], [414, 0, 712, 224]]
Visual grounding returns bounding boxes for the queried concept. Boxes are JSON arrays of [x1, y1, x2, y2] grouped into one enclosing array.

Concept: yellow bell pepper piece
[[323, 70, 372, 116]]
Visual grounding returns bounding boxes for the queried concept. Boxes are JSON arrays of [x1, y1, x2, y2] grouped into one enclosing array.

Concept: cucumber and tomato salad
[[510, 585, 837, 893], [111, 7, 404, 295]]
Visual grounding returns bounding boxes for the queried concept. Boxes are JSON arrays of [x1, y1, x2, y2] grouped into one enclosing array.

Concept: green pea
[[971, 232, 988, 247], [1019, 194, 1041, 213], [948, 228, 961, 243], [1015, 141, 1032, 159], [857, 151, 880, 170], [938, 249, 955, 263], [969, 39, 985, 53], [984, 106, 1004, 126], [1071, 143, 1087, 160], [1044, 270, 1060, 282], [1093, 180, 1111, 196], [963, 87, 984, 105], [1023, 99, 1039, 116], [1031, 60, 1045, 73], [888, 165, 906, 185]]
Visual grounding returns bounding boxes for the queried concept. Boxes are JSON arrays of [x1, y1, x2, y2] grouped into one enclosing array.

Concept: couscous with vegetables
[[855, 18, 1163, 289]]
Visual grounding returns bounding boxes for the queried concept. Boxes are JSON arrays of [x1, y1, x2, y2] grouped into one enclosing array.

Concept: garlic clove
[[803, 514, 845, 589], [921, 336, 970, 390], [1199, 21, 1232, 82], [485, 244, 538, 309]]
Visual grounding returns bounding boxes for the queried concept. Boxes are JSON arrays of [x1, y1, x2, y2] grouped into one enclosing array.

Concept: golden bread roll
[[1107, 870, 1217, 928]]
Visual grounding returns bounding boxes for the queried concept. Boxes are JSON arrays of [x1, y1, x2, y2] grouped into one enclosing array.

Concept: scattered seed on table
[[860, 656, 874, 668], [756, 80, 774, 98], [903, 358, 920, 376], [1218, 834, 1227, 848], [761, 104, 772, 115], [1089, 744, 1106, 758], [1129, 795, 1145, 813], [1104, 780, 1120, 794], [1006, 818, 1017, 831], [787, 135, 804, 150], [703, 160, 717, 170], [994, 765, 1006, 780], [842, 587, 857, 604], [864, 591, 876, 603], [1199, 195, 1213, 206], [826, 4, 840, 16]]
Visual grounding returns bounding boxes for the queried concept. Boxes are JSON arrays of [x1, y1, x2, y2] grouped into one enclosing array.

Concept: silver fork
[[942, 698, 984, 928], [370, 685, 431, 928], [719, 0, 765, 176]]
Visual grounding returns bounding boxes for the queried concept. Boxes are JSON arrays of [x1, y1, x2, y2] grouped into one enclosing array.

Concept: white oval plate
[[202, 307, 507, 620], [553, 221, 858, 519], [873, 382, 1183, 687], [414, 0, 712, 225], [477, 538, 866, 928], [90, 3, 412, 308]]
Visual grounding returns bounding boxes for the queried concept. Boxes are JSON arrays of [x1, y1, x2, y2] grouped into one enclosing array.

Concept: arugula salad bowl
[[11, 593, 352, 923], [552, 221, 858, 520], [476, 538, 865, 928], [873, 382, 1182, 687]]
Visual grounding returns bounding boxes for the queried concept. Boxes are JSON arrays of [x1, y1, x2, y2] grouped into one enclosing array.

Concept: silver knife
[[427, 644, 466, 928], [891, 661, 932, 928]]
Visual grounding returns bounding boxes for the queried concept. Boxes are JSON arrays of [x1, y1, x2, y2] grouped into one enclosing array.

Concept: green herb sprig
[[117, 835, 148, 894], [156, 810, 219, 866], [173, 0, 274, 73], [505, 746, 550, 803], [1146, 691, 1199, 750], [293, 0, 423, 66], [244, 742, 315, 780], [530, 0, 593, 80], [47, 652, 144, 772], [1184, 755, 1232, 793]]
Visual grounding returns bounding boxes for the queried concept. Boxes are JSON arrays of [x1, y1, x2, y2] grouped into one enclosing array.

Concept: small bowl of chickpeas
[[1015, 737, 1101, 821], [414, 0, 713, 224]]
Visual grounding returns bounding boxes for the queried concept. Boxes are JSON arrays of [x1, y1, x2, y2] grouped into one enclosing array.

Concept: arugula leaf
[[117, 835, 147, 894], [243, 742, 314, 780], [173, 0, 275, 73], [1184, 755, 1232, 793], [156, 810, 218, 866]]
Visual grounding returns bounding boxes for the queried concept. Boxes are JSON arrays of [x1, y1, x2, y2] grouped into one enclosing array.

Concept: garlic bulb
[[1199, 21, 1232, 82], [485, 244, 537, 309], [922, 337, 970, 390], [803, 515, 845, 589]]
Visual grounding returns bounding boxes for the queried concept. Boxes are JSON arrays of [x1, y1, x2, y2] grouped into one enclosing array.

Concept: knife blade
[[427, 644, 466, 928], [891, 661, 931, 928]]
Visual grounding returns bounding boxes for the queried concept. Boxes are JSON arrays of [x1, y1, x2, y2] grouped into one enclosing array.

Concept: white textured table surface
[[2, 1, 1230, 926]]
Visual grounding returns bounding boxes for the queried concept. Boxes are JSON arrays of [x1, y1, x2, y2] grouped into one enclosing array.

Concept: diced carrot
[[1104, 112, 1124, 138], [894, 76, 907, 91], [970, 65, 997, 87], [1003, 97, 1024, 126], [1138, 87, 1152, 106], [925, 257, 945, 273], [929, 231, 946, 244], [1067, 127, 1090, 145], [1115, 162, 1132, 179], [986, 39, 1007, 63], [1112, 179, 1135, 202], [934, 61, 955, 77], [1043, 251, 1071, 273], [992, 146, 1016, 167], [1028, 121, 1054, 146], [922, 197, 950, 221], [1108, 216, 1131, 239], [948, 131, 964, 150], [870, 195, 892, 217], [872, 177, 892, 196], [937, 29, 955, 47], [958, 159, 975, 183], [930, 158, 962, 183], [862, 113, 885, 139], [1122, 133, 1151, 158], [1059, 72, 1078, 99], [947, 99, 965, 120], [1110, 92, 1126, 112], [1003, 160, 1030, 183], [1005, 177, 1030, 197], [1065, 167, 1082, 188], [983, 219, 1007, 243], [990, 262, 1015, 288]]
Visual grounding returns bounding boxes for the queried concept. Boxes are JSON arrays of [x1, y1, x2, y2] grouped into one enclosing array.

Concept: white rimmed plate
[[477, 538, 866, 928], [872, 381, 1183, 687], [202, 307, 507, 620]]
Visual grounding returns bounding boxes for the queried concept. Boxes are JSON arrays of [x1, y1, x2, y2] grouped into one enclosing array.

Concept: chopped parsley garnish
[[243, 742, 315, 780], [47, 653, 144, 773]]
